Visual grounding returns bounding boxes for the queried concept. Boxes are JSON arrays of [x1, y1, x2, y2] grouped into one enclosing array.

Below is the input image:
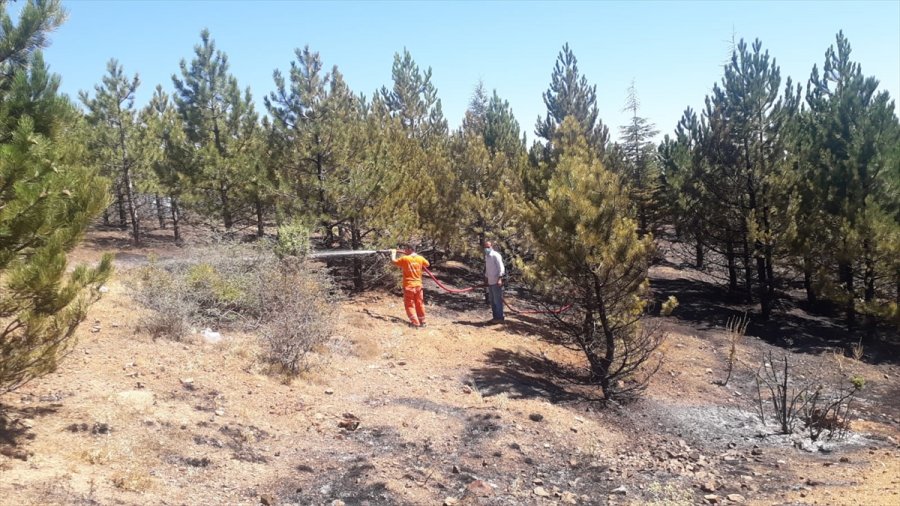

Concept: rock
[[467, 480, 493, 497], [560, 491, 578, 504], [214, 409, 225, 416], [533, 486, 550, 497], [259, 493, 276, 505], [533, 478, 544, 485], [20, 418, 35, 429], [451, 464, 460, 474], [331, 501, 345, 506], [704, 495, 720, 503], [529, 413, 544, 422], [726, 494, 745, 503], [443, 498, 459, 506], [706, 368, 713, 374], [98, 285, 109, 293], [91, 422, 110, 434], [338, 413, 360, 431], [701, 481, 717, 493], [805, 478, 824, 486], [324, 389, 334, 395], [114, 390, 154, 411], [461, 385, 473, 394], [839, 456, 850, 463], [610, 485, 627, 495], [180, 378, 195, 389], [751, 447, 763, 456]]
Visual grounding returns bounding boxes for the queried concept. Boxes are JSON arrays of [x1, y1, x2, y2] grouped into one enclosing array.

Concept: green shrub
[[274, 219, 311, 259]]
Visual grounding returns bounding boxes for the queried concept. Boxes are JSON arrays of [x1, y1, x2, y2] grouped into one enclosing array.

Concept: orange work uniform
[[392, 254, 430, 326]]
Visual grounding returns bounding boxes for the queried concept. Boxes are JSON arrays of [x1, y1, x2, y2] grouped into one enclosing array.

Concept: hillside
[[1, 228, 898, 506]]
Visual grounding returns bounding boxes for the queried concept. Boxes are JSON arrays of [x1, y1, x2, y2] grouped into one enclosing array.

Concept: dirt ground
[[1, 228, 898, 506]]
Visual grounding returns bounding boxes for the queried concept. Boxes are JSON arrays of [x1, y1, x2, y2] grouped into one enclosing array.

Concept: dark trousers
[[488, 284, 504, 320]]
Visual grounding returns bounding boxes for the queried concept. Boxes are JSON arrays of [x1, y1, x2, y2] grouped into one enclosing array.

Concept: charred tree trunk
[[838, 260, 855, 329], [256, 197, 265, 238], [155, 193, 166, 229], [695, 239, 704, 269], [726, 238, 738, 292], [170, 196, 182, 245], [351, 218, 363, 291], [803, 256, 817, 304]]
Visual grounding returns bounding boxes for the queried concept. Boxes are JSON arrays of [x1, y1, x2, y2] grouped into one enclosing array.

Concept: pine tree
[[378, 49, 450, 251], [172, 29, 259, 232], [0, 0, 112, 394], [80, 59, 145, 244], [143, 85, 192, 244], [523, 117, 660, 400], [803, 32, 900, 329], [535, 44, 609, 156], [449, 85, 526, 257], [618, 80, 660, 237]]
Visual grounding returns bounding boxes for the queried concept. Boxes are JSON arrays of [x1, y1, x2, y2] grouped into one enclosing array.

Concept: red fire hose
[[422, 266, 573, 315]]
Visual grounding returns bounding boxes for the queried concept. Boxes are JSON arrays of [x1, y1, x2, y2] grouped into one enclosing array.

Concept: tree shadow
[[361, 308, 408, 326], [469, 348, 595, 403], [0, 403, 60, 447], [651, 276, 900, 366]]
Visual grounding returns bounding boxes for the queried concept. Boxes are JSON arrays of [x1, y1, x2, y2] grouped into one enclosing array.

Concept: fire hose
[[308, 249, 573, 315], [422, 266, 573, 316]]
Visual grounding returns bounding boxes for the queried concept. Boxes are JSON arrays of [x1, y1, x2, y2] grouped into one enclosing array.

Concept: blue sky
[[39, 0, 900, 142]]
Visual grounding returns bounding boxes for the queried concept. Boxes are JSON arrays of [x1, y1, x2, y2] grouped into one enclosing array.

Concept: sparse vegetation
[[133, 243, 338, 374], [754, 350, 863, 440]]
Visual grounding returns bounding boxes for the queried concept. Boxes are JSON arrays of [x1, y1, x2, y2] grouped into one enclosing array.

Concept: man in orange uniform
[[390, 246, 430, 328]]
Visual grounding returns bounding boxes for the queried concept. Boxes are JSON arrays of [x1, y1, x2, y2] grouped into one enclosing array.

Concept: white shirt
[[485, 249, 505, 285]]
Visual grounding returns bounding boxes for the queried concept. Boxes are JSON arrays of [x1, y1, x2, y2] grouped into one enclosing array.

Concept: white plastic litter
[[202, 328, 223, 344]]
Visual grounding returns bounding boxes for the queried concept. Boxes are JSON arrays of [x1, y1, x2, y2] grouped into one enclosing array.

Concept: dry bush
[[257, 261, 339, 374], [133, 243, 339, 376]]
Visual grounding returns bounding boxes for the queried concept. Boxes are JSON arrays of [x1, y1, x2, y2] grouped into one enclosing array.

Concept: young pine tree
[[0, 0, 112, 394], [523, 117, 660, 400], [173, 29, 259, 233], [80, 59, 146, 245]]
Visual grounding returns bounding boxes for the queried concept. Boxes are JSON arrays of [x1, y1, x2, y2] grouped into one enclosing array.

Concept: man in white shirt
[[484, 241, 505, 323]]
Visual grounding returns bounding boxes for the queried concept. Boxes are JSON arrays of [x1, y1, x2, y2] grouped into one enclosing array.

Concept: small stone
[[751, 447, 763, 456], [529, 413, 544, 422], [610, 485, 626, 495], [560, 491, 578, 504], [726, 494, 745, 503], [259, 494, 275, 506], [443, 498, 459, 506], [705, 368, 713, 374], [467, 479, 493, 497], [338, 413, 360, 431], [806, 478, 824, 486], [324, 389, 334, 395], [839, 456, 850, 463], [331, 501, 345, 506], [451, 464, 460, 474], [214, 409, 225, 416], [533, 478, 544, 485], [461, 385, 473, 394], [20, 418, 35, 429], [704, 494, 720, 503], [533, 486, 550, 497], [701, 481, 717, 493]]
